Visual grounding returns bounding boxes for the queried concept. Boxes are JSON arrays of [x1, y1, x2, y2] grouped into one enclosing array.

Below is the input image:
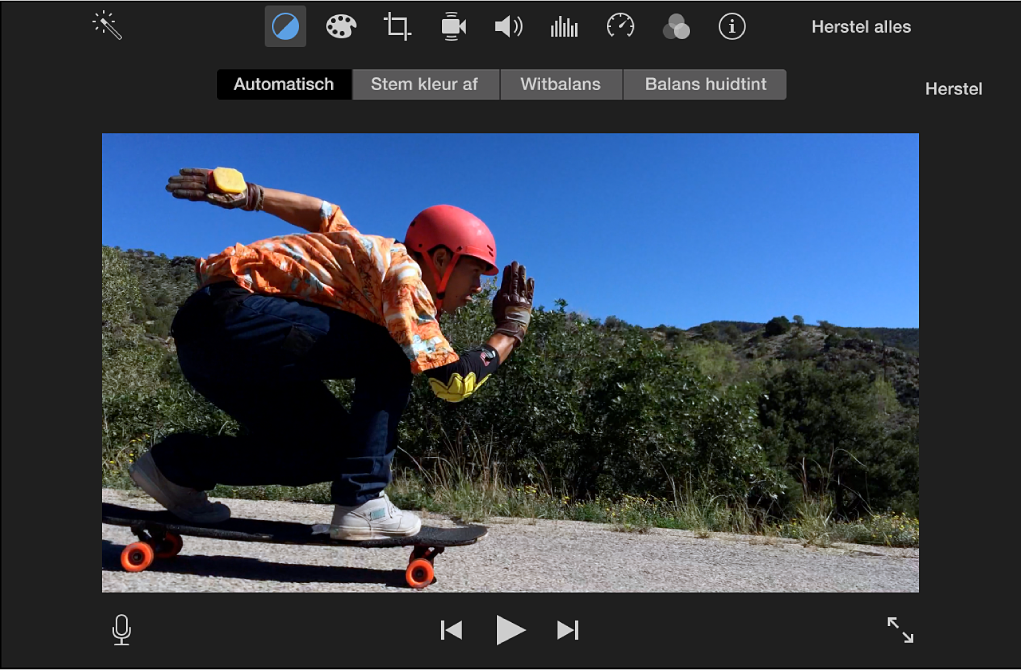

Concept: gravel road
[[102, 488, 919, 593]]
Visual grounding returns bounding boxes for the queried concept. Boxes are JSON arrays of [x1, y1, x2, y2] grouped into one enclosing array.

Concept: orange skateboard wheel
[[155, 532, 183, 559], [406, 558, 434, 589], [121, 542, 155, 572]]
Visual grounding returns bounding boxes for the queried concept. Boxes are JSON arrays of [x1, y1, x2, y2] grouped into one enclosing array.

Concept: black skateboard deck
[[102, 502, 486, 588]]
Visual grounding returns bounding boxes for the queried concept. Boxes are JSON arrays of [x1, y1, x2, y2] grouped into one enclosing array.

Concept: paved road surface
[[102, 488, 919, 593]]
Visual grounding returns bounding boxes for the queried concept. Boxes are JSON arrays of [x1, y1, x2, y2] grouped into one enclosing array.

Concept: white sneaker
[[129, 451, 231, 524], [329, 492, 422, 540]]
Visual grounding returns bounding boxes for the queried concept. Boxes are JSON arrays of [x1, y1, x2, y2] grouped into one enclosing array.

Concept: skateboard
[[102, 502, 486, 589]]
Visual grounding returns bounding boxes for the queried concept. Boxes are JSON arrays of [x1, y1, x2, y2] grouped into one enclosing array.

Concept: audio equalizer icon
[[550, 16, 578, 38]]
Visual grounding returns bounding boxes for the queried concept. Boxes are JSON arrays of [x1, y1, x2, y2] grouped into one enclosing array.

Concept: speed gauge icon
[[607, 12, 635, 37]]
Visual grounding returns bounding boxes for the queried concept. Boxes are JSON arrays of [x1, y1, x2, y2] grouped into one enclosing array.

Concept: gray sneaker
[[329, 492, 422, 540], [129, 451, 230, 524]]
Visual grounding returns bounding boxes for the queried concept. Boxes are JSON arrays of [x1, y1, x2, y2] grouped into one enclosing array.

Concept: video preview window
[[102, 133, 918, 593]]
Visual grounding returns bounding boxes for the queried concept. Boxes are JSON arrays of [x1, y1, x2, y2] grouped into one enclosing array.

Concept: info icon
[[266, 6, 306, 47], [719, 13, 746, 40]]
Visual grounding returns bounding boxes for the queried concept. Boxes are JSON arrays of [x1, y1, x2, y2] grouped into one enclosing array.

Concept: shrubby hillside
[[102, 246, 920, 520]]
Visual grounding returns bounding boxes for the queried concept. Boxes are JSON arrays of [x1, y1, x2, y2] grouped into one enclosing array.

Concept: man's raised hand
[[165, 168, 264, 211], [492, 261, 536, 347]]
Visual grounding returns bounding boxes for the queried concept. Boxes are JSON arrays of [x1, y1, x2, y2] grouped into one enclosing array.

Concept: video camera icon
[[442, 12, 466, 41]]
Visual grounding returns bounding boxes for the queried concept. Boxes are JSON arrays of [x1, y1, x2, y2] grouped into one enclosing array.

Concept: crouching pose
[[129, 167, 534, 539]]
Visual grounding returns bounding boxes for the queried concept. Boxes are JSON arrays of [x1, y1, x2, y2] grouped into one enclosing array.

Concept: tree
[[793, 315, 805, 327], [758, 364, 917, 518], [724, 323, 742, 344], [699, 323, 717, 341], [764, 316, 791, 337]]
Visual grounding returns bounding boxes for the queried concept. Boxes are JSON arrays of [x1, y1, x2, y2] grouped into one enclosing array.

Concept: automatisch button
[[217, 70, 352, 99], [501, 70, 622, 100]]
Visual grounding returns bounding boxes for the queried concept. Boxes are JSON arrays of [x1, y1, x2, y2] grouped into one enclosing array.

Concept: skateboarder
[[129, 167, 535, 540]]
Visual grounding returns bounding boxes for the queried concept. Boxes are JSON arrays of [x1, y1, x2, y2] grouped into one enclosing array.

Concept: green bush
[[781, 334, 815, 361], [395, 283, 784, 507]]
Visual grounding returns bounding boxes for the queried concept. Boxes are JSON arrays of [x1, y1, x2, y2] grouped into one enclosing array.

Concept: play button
[[496, 616, 526, 645]]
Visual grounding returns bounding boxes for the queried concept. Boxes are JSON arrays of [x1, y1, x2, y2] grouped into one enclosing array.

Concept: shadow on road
[[102, 540, 408, 588]]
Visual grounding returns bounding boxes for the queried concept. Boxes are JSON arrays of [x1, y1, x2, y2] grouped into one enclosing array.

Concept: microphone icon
[[112, 614, 131, 646]]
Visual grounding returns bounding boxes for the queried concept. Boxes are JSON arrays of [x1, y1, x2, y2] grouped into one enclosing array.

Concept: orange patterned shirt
[[195, 201, 459, 375]]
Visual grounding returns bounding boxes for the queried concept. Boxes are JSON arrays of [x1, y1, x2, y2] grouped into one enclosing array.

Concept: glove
[[491, 261, 535, 346], [165, 168, 264, 211]]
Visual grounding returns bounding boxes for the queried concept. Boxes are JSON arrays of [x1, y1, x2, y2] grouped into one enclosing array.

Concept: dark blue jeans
[[151, 282, 413, 505]]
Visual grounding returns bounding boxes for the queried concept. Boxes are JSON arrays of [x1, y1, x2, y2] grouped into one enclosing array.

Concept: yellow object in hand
[[210, 167, 247, 194]]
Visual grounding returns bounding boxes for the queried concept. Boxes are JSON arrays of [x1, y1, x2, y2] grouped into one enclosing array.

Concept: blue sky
[[102, 134, 919, 329]]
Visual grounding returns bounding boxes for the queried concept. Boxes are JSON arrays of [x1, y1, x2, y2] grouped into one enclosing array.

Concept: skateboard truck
[[407, 546, 444, 588], [120, 521, 184, 571]]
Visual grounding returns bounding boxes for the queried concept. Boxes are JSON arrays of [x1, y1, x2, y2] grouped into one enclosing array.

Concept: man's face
[[441, 256, 489, 313]]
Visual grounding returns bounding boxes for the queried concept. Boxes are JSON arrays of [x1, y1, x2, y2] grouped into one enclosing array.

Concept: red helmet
[[405, 205, 498, 311]]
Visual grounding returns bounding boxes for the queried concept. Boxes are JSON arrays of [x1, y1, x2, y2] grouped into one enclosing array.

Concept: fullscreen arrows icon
[[888, 616, 913, 643]]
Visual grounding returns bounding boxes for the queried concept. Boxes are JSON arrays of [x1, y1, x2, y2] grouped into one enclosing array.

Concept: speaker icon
[[495, 15, 523, 37]]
